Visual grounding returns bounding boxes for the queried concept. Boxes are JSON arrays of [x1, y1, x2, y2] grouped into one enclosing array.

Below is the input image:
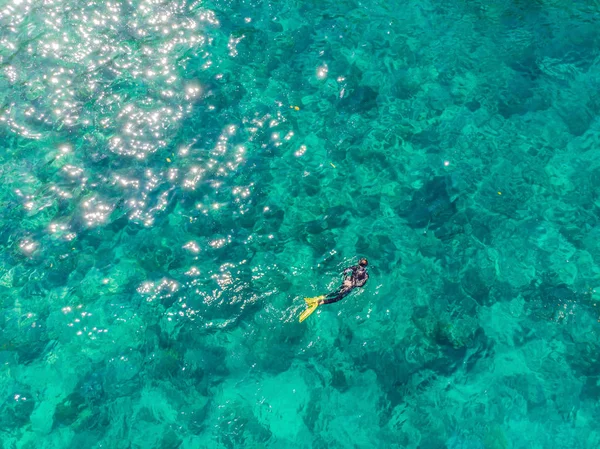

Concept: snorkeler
[[299, 258, 369, 322]]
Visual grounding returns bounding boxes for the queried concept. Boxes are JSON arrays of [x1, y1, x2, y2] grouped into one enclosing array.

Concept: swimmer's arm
[[343, 265, 358, 277], [355, 272, 369, 287]]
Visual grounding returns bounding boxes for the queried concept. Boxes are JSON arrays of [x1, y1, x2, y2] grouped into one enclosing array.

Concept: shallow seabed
[[1, 0, 600, 448]]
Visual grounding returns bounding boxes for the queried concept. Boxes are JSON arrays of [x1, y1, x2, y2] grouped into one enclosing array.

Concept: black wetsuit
[[322, 264, 369, 304]]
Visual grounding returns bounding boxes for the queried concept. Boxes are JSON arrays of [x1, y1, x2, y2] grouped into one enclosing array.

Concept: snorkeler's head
[[359, 258, 368, 267]]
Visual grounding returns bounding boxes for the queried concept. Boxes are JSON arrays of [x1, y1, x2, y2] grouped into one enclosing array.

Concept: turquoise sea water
[[2, 0, 600, 447]]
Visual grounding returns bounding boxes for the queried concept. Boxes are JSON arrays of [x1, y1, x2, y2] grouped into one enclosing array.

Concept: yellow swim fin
[[299, 296, 325, 323]]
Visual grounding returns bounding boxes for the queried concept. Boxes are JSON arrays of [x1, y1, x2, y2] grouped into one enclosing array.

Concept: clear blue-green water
[[2, 0, 600, 447]]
